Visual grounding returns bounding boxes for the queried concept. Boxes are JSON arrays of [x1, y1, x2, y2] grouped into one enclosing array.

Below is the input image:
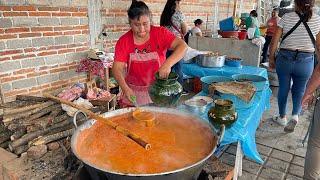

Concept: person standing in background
[[191, 19, 203, 37], [160, 0, 188, 93], [246, 10, 261, 38], [269, 0, 320, 133], [261, 8, 280, 63]]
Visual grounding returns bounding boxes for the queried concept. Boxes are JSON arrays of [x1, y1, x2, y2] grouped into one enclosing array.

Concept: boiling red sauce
[[76, 112, 216, 174]]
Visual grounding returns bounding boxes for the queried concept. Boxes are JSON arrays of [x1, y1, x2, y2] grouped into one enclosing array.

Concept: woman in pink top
[[261, 8, 280, 63]]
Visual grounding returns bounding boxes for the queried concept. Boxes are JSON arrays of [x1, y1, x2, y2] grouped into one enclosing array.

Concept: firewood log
[[16, 95, 49, 102], [23, 115, 49, 127], [14, 145, 28, 155], [7, 123, 24, 131], [3, 101, 55, 116], [24, 110, 66, 128], [10, 127, 27, 141], [3, 101, 55, 123], [38, 108, 63, 128], [26, 124, 43, 133], [24, 104, 61, 123], [0, 141, 9, 149], [0, 100, 35, 108], [9, 116, 85, 151], [31, 128, 74, 146], [0, 130, 12, 144], [0, 124, 7, 134]]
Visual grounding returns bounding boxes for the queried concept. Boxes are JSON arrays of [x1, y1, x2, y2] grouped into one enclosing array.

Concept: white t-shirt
[[279, 12, 320, 51], [166, 10, 185, 38], [191, 26, 201, 36]]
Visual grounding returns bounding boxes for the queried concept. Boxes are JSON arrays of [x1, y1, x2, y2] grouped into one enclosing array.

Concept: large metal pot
[[71, 107, 223, 180], [196, 54, 226, 68]]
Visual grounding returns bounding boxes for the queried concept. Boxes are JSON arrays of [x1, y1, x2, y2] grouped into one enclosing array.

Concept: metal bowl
[[196, 54, 226, 68], [184, 96, 213, 114], [71, 107, 220, 180]]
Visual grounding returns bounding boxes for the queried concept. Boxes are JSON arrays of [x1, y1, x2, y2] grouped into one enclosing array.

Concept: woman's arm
[[181, 22, 188, 35], [112, 62, 134, 99], [302, 32, 320, 107], [195, 32, 202, 36], [268, 27, 283, 69], [158, 37, 187, 79]]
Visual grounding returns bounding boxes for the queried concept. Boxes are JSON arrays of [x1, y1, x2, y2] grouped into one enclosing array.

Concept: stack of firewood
[[0, 95, 92, 157]]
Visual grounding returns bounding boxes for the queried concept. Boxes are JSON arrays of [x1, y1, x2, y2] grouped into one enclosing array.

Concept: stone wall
[[0, 0, 256, 102]]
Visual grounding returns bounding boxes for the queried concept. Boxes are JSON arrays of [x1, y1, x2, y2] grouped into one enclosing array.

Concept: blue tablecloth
[[181, 63, 272, 164]]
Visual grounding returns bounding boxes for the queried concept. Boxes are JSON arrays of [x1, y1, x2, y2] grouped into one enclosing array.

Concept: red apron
[[119, 51, 160, 107]]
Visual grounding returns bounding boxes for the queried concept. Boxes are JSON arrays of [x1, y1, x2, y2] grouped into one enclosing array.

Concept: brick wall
[[102, 0, 256, 51], [0, 0, 89, 102], [0, 0, 256, 103]]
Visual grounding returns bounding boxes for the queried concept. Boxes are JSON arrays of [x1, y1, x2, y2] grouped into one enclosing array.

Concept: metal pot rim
[[71, 106, 219, 177]]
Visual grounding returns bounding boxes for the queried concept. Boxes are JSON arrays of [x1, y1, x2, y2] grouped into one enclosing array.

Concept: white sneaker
[[272, 116, 288, 126]]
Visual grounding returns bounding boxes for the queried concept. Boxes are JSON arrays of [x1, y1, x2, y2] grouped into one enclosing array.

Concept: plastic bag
[[247, 27, 256, 39], [61, 97, 93, 116], [183, 47, 201, 61], [183, 47, 213, 61]]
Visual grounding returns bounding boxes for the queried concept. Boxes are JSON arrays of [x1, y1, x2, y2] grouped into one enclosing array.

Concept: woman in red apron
[[112, 0, 187, 107]]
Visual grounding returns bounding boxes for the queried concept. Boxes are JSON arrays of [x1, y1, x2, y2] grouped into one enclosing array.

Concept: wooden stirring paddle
[[43, 93, 151, 150]]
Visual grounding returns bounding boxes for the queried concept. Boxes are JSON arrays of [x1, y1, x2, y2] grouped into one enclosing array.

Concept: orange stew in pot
[[76, 112, 216, 174]]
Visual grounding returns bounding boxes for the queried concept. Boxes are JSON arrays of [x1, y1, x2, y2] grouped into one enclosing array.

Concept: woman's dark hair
[[250, 10, 258, 17], [194, 19, 203, 26], [160, 0, 180, 26], [295, 0, 314, 22], [127, 0, 151, 21]]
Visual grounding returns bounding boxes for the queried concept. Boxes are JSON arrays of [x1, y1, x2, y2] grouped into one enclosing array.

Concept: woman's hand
[[302, 92, 314, 109], [269, 55, 276, 70], [123, 87, 135, 102], [158, 64, 171, 79]]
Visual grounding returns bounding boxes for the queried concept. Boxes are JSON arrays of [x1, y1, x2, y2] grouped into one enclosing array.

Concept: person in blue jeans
[[268, 0, 320, 133], [275, 50, 314, 126]]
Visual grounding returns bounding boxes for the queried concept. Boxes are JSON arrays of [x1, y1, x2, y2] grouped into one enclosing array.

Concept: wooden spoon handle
[[43, 93, 151, 150]]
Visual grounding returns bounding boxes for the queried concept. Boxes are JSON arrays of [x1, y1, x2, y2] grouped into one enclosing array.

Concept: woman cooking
[[112, 0, 187, 107]]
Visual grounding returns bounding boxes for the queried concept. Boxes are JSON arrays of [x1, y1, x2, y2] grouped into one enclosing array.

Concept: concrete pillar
[[213, 0, 220, 36], [88, 0, 102, 49]]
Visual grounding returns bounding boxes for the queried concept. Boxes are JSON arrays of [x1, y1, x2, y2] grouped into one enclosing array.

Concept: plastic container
[[225, 58, 243, 67], [238, 31, 247, 40], [193, 77, 202, 93], [200, 76, 233, 93], [219, 31, 239, 38], [232, 74, 268, 91], [219, 17, 235, 31]]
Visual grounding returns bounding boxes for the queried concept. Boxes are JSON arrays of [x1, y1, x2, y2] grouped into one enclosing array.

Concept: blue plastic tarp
[[181, 63, 272, 164]]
